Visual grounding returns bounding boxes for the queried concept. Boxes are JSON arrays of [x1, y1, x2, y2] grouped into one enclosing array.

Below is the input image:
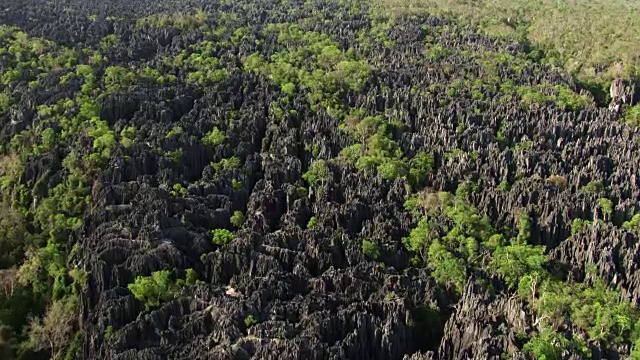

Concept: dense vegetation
[[373, 0, 640, 83], [0, 0, 639, 359]]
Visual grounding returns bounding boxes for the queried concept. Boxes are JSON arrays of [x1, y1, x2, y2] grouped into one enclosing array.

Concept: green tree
[[202, 127, 225, 146], [127, 270, 176, 310], [230, 211, 244, 228], [362, 240, 381, 260], [211, 229, 234, 246], [490, 244, 547, 289], [302, 159, 329, 186], [427, 240, 466, 293]]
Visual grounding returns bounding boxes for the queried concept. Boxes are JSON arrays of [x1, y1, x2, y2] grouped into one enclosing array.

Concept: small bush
[[362, 240, 381, 260], [580, 180, 604, 194], [598, 198, 614, 218], [166, 126, 184, 138], [127, 270, 177, 309], [211, 229, 234, 246], [230, 211, 244, 228], [497, 180, 510, 191], [623, 214, 640, 230], [307, 216, 317, 229], [202, 127, 225, 146], [185, 268, 198, 285], [104, 326, 114, 340], [244, 315, 257, 327], [302, 159, 329, 186], [571, 218, 592, 235], [232, 179, 243, 191]]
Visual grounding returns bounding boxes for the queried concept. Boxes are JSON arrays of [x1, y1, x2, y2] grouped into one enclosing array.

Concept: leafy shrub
[[166, 126, 184, 138], [119, 126, 136, 148], [184, 268, 198, 286], [598, 198, 614, 218], [362, 240, 381, 260], [232, 179, 243, 191], [623, 214, 640, 230], [244, 315, 257, 327], [211, 229, 234, 246], [571, 218, 592, 235], [377, 159, 408, 180], [211, 156, 241, 175], [580, 180, 604, 194], [230, 211, 244, 228], [170, 183, 188, 197], [127, 270, 177, 310], [497, 180, 510, 191], [202, 127, 225, 146], [164, 149, 183, 162], [623, 105, 640, 127], [104, 326, 114, 340], [522, 330, 563, 360], [490, 244, 547, 289], [302, 159, 329, 186], [427, 240, 466, 293], [402, 217, 431, 260], [307, 216, 317, 229]]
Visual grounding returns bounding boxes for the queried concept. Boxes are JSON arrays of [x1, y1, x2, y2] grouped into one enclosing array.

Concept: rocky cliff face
[[1, 0, 639, 359]]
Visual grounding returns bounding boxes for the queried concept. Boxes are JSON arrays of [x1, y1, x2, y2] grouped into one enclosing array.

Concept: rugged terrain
[[0, 0, 640, 359]]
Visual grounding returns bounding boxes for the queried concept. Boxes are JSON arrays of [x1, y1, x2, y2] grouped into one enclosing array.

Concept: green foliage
[[120, 126, 136, 148], [244, 315, 257, 327], [307, 216, 317, 229], [516, 85, 590, 110], [580, 180, 604, 194], [244, 25, 371, 116], [211, 228, 234, 246], [202, 127, 225, 146], [0, 93, 13, 115], [104, 66, 136, 92], [571, 218, 592, 235], [88, 118, 116, 167], [623, 105, 640, 127], [497, 180, 510, 191], [302, 159, 329, 186], [127, 270, 177, 310], [522, 329, 563, 360], [166, 125, 184, 138], [598, 198, 614, 218], [408, 151, 434, 187], [232, 179, 243, 191], [623, 214, 640, 230], [104, 326, 114, 340], [230, 211, 244, 228], [402, 217, 431, 260], [184, 268, 198, 286], [136, 11, 208, 31], [361, 240, 381, 260], [490, 244, 547, 289], [375, 0, 640, 85], [339, 114, 409, 180], [170, 183, 188, 197], [211, 156, 241, 175], [164, 149, 184, 163], [427, 240, 467, 293], [515, 213, 532, 245], [513, 140, 533, 151]]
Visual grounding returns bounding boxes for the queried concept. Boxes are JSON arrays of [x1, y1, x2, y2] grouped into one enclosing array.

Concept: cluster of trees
[[242, 24, 372, 118], [402, 182, 640, 357], [127, 269, 199, 310]]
